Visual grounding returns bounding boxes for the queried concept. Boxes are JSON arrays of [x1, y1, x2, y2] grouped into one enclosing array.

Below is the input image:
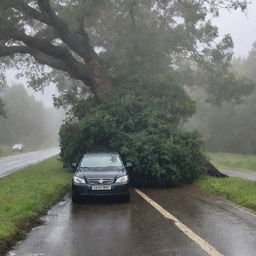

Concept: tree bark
[[206, 161, 228, 178], [0, 0, 114, 104], [87, 56, 115, 103]]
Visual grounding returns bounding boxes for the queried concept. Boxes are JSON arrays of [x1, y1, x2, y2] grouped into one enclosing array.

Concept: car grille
[[87, 178, 114, 185]]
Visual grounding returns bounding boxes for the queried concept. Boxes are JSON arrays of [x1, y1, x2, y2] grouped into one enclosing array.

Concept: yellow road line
[[135, 189, 224, 256]]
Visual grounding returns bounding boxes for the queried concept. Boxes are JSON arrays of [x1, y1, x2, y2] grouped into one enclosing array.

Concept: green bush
[[59, 77, 207, 187]]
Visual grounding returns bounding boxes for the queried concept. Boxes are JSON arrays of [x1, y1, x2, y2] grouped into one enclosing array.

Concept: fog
[[1, 1, 256, 155], [5, 69, 57, 108], [2, 71, 63, 151], [0, 84, 64, 151], [4, 2, 256, 108], [214, 1, 256, 58]]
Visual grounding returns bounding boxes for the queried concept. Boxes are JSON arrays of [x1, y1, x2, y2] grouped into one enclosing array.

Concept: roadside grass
[[209, 152, 256, 173], [0, 145, 16, 158], [0, 144, 53, 158], [196, 176, 256, 211], [0, 157, 72, 254]]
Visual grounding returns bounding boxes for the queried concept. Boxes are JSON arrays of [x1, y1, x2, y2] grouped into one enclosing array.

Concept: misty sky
[[213, 2, 256, 58], [6, 2, 256, 107]]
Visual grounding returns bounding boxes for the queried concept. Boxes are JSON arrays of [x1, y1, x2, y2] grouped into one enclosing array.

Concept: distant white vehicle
[[12, 144, 24, 153]]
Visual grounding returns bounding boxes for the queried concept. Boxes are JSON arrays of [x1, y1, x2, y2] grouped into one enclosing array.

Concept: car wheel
[[72, 194, 79, 203]]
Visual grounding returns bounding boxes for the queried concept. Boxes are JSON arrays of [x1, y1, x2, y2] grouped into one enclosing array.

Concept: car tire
[[72, 194, 79, 203]]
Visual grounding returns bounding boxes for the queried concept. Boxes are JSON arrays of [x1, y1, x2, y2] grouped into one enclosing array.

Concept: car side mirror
[[71, 163, 77, 169], [125, 163, 133, 169]]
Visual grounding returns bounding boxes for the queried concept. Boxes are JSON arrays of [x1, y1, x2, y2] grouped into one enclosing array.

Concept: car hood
[[78, 167, 125, 179]]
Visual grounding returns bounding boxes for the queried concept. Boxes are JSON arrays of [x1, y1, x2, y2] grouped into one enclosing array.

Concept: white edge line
[[135, 189, 224, 256]]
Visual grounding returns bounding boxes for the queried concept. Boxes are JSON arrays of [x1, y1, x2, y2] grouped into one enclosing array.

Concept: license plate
[[92, 185, 111, 191]]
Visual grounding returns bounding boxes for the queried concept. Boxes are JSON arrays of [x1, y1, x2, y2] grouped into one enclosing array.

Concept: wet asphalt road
[[0, 148, 60, 178], [8, 186, 256, 256], [219, 168, 256, 181]]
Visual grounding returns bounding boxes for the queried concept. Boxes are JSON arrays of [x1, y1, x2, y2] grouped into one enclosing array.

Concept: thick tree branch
[[1, 0, 116, 102], [35, 27, 57, 42], [9, 0, 50, 25], [10, 0, 98, 63], [11, 31, 81, 67], [36, 0, 97, 61], [35, 1, 113, 102], [0, 45, 30, 57], [30, 50, 91, 83], [0, 45, 91, 85], [37, 0, 69, 33]]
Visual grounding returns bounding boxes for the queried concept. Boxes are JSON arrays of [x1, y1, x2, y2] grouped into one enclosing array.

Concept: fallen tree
[[1, 0, 250, 185], [206, 162, 228, 178], [60, 78, 208, 187]]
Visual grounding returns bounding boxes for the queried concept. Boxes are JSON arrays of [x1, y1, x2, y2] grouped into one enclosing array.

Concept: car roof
[[83, 152, 119, 157]]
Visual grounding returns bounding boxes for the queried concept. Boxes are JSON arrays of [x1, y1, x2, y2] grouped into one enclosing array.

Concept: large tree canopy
[[0, 0, 253, 106], [0, 0, 254, 185]]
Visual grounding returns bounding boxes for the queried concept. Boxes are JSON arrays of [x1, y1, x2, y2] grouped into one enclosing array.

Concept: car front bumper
[[72, 182, 130, 197]]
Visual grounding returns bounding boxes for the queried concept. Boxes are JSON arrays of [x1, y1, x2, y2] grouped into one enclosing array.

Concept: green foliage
[[0, 0, 251, 105], [60, 76, 207, 187], [96, 1, 254, 105]]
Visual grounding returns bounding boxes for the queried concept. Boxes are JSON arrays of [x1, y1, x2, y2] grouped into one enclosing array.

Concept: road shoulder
[[0, 157, 72, 256]]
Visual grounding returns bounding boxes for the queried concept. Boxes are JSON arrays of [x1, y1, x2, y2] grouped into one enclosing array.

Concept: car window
[[80, 155, 122, 168]]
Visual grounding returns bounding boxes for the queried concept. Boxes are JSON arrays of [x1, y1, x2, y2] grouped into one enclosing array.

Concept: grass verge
[[196, 176, 256, 211], [209, 152, 256, 173], [0, 157, 72, 255], [0, 145, 16, 158]]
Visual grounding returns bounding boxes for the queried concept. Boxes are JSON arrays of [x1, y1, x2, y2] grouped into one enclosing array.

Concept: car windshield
[[80, 155, 122, 168]]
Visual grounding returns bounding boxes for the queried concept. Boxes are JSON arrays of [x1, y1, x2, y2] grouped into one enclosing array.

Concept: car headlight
[[116, 175, 128, 183], [73, 176, 85, 184]]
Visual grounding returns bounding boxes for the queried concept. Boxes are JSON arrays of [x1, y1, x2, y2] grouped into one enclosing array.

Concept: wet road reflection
[[8, 192, 207, 256], [143, 187, 256, 256], [8, 186, 256, 256]]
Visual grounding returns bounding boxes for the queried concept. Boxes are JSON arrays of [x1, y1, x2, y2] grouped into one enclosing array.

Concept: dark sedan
[[71, 152, 132, 202]]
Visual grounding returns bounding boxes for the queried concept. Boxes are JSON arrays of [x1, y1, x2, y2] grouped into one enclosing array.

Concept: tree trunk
[[206, 161, 228, 178], [88, 56, 115, 103]]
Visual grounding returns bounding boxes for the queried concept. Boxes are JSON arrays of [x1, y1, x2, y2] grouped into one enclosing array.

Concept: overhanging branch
[[0, 45, 30, 57], [9, 0, 98, 63], [0, 44, 92, 86], [36, 0, 97, 62], [9, 0, 50, 25]]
